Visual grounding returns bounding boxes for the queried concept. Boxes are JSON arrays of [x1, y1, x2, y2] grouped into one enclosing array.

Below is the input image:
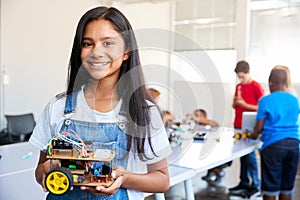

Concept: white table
[[172, 127, 262, 173], [151, 127, 262, 200], [0, 142, 47, 200], [168, 164, 196, 200], [145, 164, 196, 200], [0, 127, 262, 200]]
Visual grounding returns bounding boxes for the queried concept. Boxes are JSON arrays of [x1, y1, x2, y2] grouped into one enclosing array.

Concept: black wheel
[[45, 167, 73, 195]]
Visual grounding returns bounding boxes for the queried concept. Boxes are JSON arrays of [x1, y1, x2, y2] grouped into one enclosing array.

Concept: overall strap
[[118, 101, 127, 116], [63, 90, 80, 114], [64, 89, 127, 117]]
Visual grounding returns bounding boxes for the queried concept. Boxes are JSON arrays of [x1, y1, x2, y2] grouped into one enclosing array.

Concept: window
[[249, 0, 300, 83], [174, 0, 236, 50]]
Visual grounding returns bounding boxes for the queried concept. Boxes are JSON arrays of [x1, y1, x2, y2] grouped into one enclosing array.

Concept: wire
[[60, 129, 88, 157], [47, 129, 88, 157]]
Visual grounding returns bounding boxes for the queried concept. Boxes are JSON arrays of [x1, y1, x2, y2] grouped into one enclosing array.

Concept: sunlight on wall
[[170, 50, 237, 83]]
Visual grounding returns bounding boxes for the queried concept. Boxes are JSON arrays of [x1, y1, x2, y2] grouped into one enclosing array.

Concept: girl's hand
[[111, 165, 128, 180], [39, 159, 60, 192], [80, 166, 127, 196], [80, 176, 123, 196]]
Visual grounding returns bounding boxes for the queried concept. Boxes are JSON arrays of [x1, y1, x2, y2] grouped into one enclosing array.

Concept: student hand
[[209, 120, 219, 127], [80, 176, 124, 196], [249, 132, 256, 139], [111, 165, 128, 179], [235, 97, 246, 107], [80, 166, 127, 196], [40, 159, 60, 192], [249, 132, 261, 140]]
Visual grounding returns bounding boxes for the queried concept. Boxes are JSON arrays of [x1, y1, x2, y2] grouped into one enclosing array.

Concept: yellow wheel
[[45, 167, 73, 195]]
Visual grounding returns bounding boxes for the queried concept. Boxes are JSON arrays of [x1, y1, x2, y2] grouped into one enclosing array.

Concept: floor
[[146, 154, 300, 200]]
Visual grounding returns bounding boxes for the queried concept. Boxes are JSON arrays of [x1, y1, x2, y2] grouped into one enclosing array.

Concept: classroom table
[[151, 126, 262, 200], [144, 164, 196, 200], [0, 127, 262, 200], [171, 127, 262, 173], [0, 142, 47, 200]]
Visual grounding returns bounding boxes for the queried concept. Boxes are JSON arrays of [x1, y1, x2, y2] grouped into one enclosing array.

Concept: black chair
[[0, 128, 10, 145], [5, 113, 36, 143]]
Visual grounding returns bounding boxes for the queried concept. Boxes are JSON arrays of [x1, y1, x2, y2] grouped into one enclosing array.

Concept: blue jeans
[[261, 138, 299, 197], [239, 151, 260, 189]]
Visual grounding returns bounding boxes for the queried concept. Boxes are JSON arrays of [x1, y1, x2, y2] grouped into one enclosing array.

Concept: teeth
[[91, 62, 109, 67]]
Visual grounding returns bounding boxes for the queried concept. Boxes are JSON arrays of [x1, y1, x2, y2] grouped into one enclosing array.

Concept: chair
[[0, 128, 10, 145], [5, 113, 36, 143]]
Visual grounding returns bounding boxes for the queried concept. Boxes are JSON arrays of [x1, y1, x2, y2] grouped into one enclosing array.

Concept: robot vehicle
[[44, 131, 115, 195]]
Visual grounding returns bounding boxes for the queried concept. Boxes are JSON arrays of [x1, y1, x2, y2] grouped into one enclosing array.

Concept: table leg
[[184, 178, 195, 200], [154, 193, 165, 200]]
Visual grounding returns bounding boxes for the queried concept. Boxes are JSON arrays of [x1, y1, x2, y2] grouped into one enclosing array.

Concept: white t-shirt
[[29, 88, 172, 199]]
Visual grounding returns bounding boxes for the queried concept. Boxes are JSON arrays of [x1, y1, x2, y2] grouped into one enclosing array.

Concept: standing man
[[229, 60, 264, 197]]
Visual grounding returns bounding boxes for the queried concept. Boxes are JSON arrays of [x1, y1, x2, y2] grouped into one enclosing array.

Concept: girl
[[29, 7, 171, 200]]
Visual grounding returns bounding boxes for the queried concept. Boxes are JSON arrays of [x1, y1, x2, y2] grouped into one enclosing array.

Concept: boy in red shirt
[[229, 61, 264, 197]]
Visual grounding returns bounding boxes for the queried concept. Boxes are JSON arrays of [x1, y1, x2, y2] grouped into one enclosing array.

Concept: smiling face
[[81, 18, 129, 82]]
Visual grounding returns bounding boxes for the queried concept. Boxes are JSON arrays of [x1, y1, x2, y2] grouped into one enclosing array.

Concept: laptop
[[241, 112, 257, 132]]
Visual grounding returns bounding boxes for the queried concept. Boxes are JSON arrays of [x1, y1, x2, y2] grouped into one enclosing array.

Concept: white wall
[[118, 1, 173, 109], [169, 50, 237, 126], [0, 0, 240, 129], [118, 2, 238, 126], [0, 0, 173, 128], [0, 0, 104, 127]]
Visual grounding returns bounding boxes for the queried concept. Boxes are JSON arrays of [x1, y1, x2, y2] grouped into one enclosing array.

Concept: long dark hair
[[66, 7, 157, 160]]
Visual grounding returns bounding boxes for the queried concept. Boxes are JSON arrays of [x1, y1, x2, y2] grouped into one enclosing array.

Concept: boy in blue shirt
[[251, 66, 300, 200]]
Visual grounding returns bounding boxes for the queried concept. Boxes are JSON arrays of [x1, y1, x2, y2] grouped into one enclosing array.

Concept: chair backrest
[[5, 113, 36, 137]]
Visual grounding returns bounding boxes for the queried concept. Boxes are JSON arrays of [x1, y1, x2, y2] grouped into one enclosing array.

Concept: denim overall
[[47, 91, 129, 200]]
